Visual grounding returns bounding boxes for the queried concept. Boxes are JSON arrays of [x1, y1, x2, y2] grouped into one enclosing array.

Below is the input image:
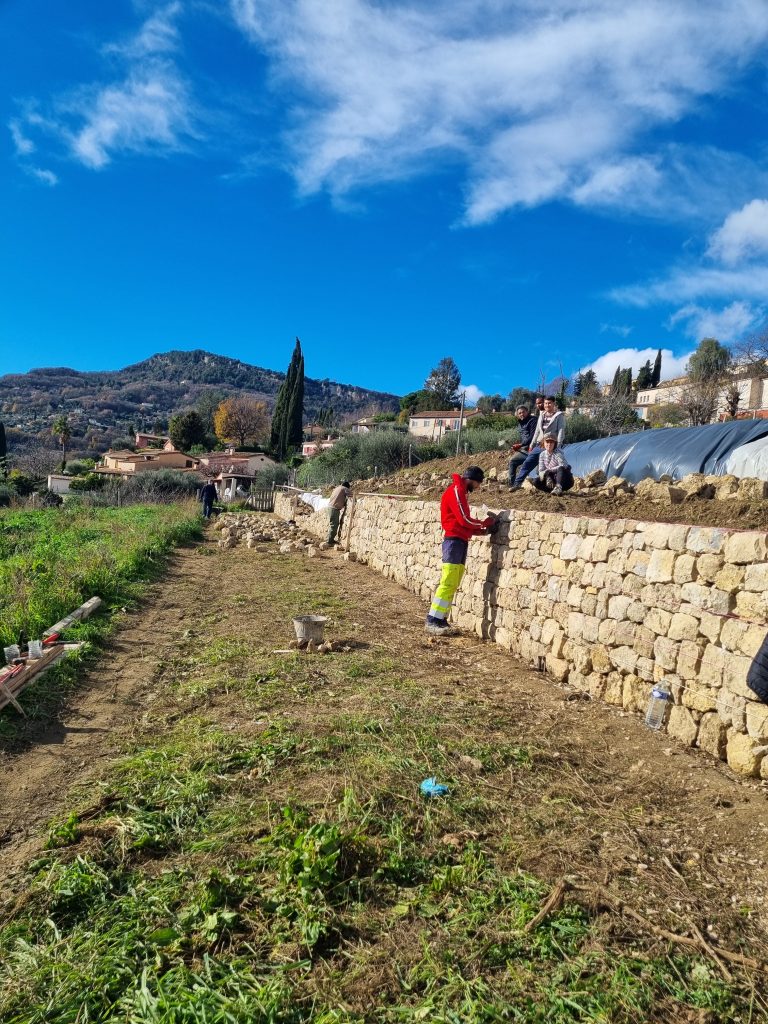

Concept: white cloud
[[28, 167, 58, 186], [104, 2, 182, 58], [9, 119, 34, 156], [230, 0, 768, 221], [461, 384, 484, 406], [581, 347, 692, 384], [13, 4, 193, 173], [600, 323, 633, 338], [707, 198, 768, 265], [667, 300, 760, 343], [70, 67, 192, 169]]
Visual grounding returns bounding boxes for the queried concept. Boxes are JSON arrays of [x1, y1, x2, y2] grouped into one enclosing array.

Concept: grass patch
[[0, 503, 201, 738]]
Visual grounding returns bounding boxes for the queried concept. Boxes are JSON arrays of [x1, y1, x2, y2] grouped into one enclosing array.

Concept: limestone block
[[697, 713, 727, 759], [567, 611, 585, 636], [585, 673, 607, 699], [669, 613, 700, 642], [696, 553, 723, 583], [726, 730, 764, 777], [635, 479, 684, 504], [719, 618, 748, 652], [560, 534, 582, 561], [746, 701, 768, 740], [735, 591, 768, 619], [716, 691, 741, 727], [653, 636, 680, 671], [611, 646, 638, 675], [626, 550, 651, 578], [744, 562, 768, 593], [673, 554, 697, 584], [582, 615, 600, 642], [640, 522, 675, 549], [686, 526, 726, 554], [591, 537, 611, 562], [724, 532, 768, 564], [578, 536, 596, 560], [567, 586, 585, 608], [677, 639, 704, 679], [606, 518, 628, 536], [604, 672, 624, 704], [584, 469, 607, 487], [606, 551, 626, 574], [645, 607, 672, 635], [592, 644, 612, 674], [667, 705, 698, 746], [738, 478, 768, 501], [601, 476, 633, 495], [633, 634, 655, 660], [607, 594, 633, 619], [711, 475, 737, 500], [697, 612, 722, 644], [627, 600, 647, 623], [681, 684, 717, 713], [572, 646, 592, 674], [722, 654, 754, 699], [712, 564, 744, 596], [622, 575, 645, 598], [622, 674, 647, 713], [597, 620, 616, 645], [646, 549, 676, 583], [546, 654, 569, 682], [604, 571, 624, 595], [636, 656, 655, 681], [679, 581, 709, 610], [581, 592, 598, 616], [615, 620, 637, 645], [738, 625, 768, 658]]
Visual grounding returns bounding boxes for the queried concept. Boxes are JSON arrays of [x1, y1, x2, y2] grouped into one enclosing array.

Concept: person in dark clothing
[[507, 405, 538, 485], [200, 479, 217, 519], [747, 632, 768, 703]]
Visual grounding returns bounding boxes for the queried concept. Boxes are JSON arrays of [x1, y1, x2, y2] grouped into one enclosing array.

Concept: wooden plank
[[43, 596, 102, 638]]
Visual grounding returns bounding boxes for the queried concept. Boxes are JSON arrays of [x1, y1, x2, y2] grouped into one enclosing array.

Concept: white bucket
[[292, 615, 328, 644]]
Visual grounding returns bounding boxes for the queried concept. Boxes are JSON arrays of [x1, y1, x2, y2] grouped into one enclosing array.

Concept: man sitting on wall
[[510, 395, 565, 490], [507, 405, 537, 485], [425, 466, 497, 635], [533, 435, 574, 496]]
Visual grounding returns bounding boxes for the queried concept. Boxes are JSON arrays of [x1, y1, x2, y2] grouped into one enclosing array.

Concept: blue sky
[[4, 0, 768, 403]]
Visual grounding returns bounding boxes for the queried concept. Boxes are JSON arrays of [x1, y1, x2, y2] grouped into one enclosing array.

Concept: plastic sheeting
[[724, 434, 768, 479], [565, 419, 768, 483], [300, 492, 330, 512]]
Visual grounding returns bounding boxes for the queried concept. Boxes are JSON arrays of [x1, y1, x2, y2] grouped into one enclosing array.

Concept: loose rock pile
[[211, 512, 329, 556]]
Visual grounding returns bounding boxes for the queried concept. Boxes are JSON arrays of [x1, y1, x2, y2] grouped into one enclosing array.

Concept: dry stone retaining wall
[[275, 491, 768, 776]]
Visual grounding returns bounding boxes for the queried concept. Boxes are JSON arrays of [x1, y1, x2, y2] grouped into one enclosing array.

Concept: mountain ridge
[[0, 348, 400, 457]]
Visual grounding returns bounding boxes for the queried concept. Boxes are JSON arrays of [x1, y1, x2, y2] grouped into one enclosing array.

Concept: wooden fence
[[248, 489, 275, 512]]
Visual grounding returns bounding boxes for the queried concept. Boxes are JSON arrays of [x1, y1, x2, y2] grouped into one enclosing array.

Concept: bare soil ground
[[368, 452, 768, 530], [1, 522, 768, 1015]]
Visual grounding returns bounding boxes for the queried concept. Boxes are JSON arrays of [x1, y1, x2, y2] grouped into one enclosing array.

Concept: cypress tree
[[611, 366, 621, 393], [652, 349, 662, 387], [270, 338, 304, 459], [286, 346, 304, 450]]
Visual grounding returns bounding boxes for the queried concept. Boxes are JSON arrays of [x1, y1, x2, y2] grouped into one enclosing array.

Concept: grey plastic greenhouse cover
[[564, 419, 768, 483]]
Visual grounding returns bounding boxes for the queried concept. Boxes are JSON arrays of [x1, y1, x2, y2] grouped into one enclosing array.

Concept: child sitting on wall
[[534, 435, 574, 496]]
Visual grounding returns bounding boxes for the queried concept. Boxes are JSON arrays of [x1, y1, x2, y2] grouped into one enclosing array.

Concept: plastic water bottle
[[645, 680, 671, 730]]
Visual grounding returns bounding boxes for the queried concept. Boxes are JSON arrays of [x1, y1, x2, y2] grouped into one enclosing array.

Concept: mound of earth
[[352, 451, 768, 531]]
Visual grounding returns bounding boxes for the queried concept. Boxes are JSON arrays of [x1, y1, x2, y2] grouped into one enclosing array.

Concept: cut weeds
[[0, 536, 766, 1022]]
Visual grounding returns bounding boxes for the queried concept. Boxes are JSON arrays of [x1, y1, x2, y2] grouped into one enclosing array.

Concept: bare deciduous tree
[[678, 377, 720, 426]]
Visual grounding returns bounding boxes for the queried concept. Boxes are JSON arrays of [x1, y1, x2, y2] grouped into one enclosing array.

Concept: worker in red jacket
[[425, 466, 497, 635]]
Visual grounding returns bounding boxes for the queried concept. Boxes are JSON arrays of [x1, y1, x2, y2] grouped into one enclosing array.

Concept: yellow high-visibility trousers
[[429, 562, 466, 620]]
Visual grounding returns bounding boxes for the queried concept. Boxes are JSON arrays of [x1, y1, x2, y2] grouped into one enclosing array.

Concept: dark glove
[[482, 515, 500, 535]]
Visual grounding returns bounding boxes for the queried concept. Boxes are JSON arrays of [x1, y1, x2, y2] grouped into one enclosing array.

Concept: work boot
[[425, 616, 456, 636]]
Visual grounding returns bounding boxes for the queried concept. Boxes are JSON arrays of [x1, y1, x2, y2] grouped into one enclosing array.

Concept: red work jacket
[[440, 473, 489, 541]]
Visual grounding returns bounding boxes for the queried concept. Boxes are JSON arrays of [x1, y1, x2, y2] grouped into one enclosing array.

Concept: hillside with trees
[[0, 348, 399, 461]]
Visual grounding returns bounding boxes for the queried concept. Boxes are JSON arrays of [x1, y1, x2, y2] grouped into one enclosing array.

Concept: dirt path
[[2, 524, 768, 954]]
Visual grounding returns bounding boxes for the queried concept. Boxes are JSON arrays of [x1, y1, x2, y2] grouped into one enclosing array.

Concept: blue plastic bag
[[420, 776, 449, 797]]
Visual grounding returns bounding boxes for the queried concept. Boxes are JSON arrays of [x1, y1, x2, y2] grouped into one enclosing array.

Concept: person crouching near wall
[[533, 435, 574, 496], [425, 466, 497, 635]]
